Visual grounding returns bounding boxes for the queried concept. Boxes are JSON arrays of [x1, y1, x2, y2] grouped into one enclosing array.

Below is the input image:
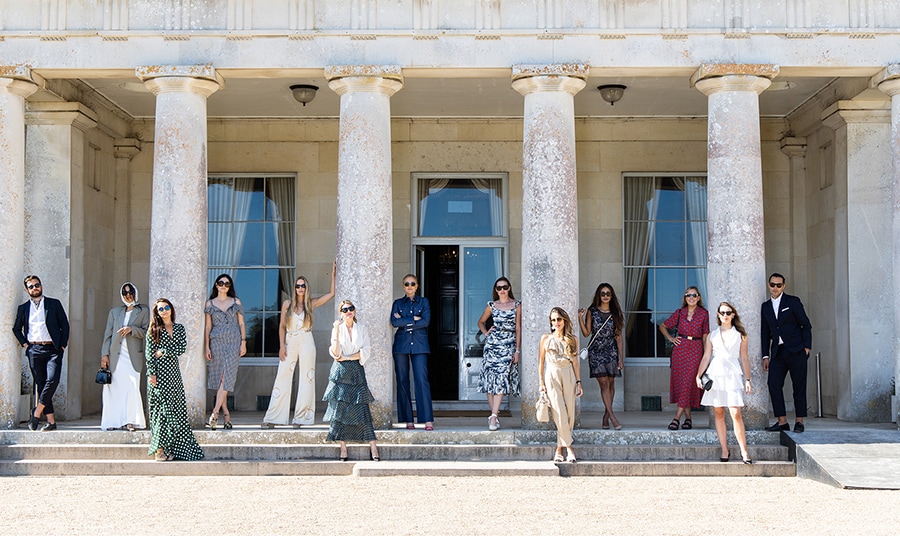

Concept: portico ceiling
[[78, 74, 841, 119]]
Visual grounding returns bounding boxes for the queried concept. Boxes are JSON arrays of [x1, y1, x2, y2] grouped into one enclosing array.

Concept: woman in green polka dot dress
[[146, 298, 204, 462]]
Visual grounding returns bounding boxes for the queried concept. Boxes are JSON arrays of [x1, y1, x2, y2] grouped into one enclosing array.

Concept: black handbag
[[700, 372, 713, 391], [95, 367, 112, 385]]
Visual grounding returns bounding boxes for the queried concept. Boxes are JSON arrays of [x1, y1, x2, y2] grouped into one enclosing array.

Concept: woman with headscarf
[[99, 282, 150, 431]]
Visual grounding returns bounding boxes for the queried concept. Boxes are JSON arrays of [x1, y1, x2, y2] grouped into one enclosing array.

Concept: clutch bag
[[700, 372, 713, 391], [95, 367, 112, 385]]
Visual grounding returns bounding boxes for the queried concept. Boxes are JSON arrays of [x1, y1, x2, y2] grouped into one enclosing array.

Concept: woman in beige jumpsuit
[[538, 307, 583, 463]]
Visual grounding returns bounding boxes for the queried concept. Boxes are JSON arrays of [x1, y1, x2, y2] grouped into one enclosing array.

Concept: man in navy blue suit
[[760, 273, 812, 432], [12, 275, 70, 431]]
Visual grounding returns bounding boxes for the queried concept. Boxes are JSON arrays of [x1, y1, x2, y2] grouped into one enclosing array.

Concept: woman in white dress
[[99, 282, 150, 431], [261, 262, 335, 428], [695, 301, 754, 464]]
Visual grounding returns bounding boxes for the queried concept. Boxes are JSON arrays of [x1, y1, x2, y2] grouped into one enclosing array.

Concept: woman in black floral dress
[[146, 298, 204, 462]]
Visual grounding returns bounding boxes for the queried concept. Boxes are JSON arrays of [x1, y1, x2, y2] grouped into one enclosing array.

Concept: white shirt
[[770, 294, 784, 345], [329, 321, 371, 365], [28, 298, 53, 343]]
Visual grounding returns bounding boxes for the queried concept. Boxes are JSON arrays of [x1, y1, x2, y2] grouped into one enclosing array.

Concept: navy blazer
[[390, 295, 431, 354], [13, 296, 70, 351], [760, 293, 812, 358]]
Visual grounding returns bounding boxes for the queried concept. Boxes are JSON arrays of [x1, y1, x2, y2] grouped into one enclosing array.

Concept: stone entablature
[[0, 1, 898, 33]]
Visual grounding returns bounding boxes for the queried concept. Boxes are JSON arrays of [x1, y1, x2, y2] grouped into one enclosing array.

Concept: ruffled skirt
[[323, 360, 376, 442]]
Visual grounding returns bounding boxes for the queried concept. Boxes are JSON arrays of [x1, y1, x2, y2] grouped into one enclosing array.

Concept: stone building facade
[[1, 0, 898, 428]]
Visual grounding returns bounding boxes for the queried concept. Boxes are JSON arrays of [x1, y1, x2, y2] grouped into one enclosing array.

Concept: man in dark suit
[[760, 273, 812, 432], [12, 275, 70, 431]]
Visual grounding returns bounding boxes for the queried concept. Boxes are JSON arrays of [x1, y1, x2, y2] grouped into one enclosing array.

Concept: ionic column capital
[[691, 64, 779, 95], [325, 65, 403, 96], [114, 138, 142, 160], [25, 102, 98, 132], [780, 137, 807, 158], [871, 64, 900, 97], [136, 65, 223, 97], [0, 65, 42, 98], [511, 64, 589, 96]]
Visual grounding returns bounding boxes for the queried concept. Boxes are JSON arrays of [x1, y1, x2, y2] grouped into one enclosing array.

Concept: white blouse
[[329, 321, 372, 366]]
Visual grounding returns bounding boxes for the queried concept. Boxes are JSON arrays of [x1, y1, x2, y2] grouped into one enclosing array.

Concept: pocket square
[[781, 307, 790, 312]]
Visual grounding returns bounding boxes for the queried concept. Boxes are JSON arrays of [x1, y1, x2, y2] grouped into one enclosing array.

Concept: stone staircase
[[0, 428, 795, 477]]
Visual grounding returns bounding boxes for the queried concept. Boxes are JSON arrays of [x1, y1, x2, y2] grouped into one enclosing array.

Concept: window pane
[[655, 268, 687, 313], [263, 222, 279, 265], [208, 223, 233, 266], [418, 178, 502, 237], [687, 221, 707, 265], [623, 221, 651, 267], [623, 176, 655, 220], [262, 313, 281, 355], [685, 177, 707, 220], [264, 268, 281, 311], [655, 177, 685, 220], [623, 268, 649, 311], [267, 177, 294, 222], [233, 177, 266, 221], [625, 312, 656, 358], [233, 269, 264, 311], [235, 222, 265, 265], [243, 313, 264, 357], [654, 222, 685, 265], [208, 177, 232, 222]]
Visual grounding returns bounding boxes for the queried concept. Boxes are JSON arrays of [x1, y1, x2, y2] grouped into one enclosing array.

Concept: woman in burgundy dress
[[659, 286, 709, 430]]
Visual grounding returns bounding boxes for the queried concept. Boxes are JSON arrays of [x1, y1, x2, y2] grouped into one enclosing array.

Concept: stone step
[[0, 443, 790, 462], [558, 460, 796, 477], [0, 459, 354, 477]]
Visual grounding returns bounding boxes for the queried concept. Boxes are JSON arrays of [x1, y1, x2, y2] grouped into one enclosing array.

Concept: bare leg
[[594, 378, 610, 427], [713, 407, 729, 459], [339, 441, 348, 459], [599, 377, 621, 429], [369, 440, 379, 459], [729, 406, 750, 461]]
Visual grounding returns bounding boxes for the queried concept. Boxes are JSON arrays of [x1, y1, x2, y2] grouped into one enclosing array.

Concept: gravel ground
[[1, 475, 898, 535]]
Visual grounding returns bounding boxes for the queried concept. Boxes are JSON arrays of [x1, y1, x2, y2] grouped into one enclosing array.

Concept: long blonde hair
[[287, 276, 314, 331], [549, 307, 578, 357]]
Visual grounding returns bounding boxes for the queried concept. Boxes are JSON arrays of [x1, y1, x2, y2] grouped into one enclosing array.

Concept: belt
[[683, 336, 700, 341], [29, 341, 53, 345]]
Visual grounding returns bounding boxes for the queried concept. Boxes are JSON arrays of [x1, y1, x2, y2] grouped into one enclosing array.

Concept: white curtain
[[472, 178, 503, 236], [623, 177, 658, 337], [673, 177, 709, 301], [208, 179, 233, 266], [231, 177, 255, 265], [268, 177, 295, 304]]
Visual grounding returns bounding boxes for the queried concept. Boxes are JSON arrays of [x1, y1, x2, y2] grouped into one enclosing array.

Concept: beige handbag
[[535, 392, 551, 423]]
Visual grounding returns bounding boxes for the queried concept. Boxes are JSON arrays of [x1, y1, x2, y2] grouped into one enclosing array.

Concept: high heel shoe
[[720, 450, 730, 462], [223, 420, 233, 430], [370, 450, 380, 462], [488, 414, 499, 431], [339, 450, 348, 462], [207, 413, 218, 431], [741, 454, 753, 464]]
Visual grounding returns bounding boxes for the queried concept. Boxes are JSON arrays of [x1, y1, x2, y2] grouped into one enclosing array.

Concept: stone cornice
[[25, 101, 98, 131], [821, 101, 891, 129], [690, 63, 780, 88], [780, 137, 807, 157]]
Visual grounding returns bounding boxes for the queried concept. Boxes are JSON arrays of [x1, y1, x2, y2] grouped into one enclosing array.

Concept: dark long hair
[[715, 301, 747, 337], [208, 273, 236, 299], [149, 298, 176, 343], [589, 283, 624, 336], [491, 277, 516, 301], [549, 307, 578, 357]]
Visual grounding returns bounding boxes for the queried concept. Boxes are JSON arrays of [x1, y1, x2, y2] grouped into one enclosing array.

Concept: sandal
[[667, 418, 680, 430], [126, 423, 135, 432], [154, 449, 168, 462], [207, 413, 218, 431], [553, 453, 564, 463], [223, 421, 233, 430], [681, 418, 692, 430]]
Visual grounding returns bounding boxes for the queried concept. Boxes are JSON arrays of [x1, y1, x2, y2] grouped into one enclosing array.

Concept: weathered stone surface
[[139, 68, 221, 427], [513, 73, 585, 429], [328, 69, 402, 429], [0, 74, 38, 429]]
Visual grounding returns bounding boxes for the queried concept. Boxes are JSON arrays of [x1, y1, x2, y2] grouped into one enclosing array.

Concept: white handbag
[[535, 392, 551, 423]]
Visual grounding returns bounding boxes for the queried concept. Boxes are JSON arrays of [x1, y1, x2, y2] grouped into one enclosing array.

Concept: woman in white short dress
[[695, 301, 754, 464]]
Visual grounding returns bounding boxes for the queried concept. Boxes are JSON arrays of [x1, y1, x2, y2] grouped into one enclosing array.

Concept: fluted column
[[326, 65, 403, 429], [822, 101, 892, 422], [512, 64, 587, 429], [0, 67, 39, 428], [25, 101, 98, 421], [875, 66, 900, 425], [137, 65, 222, 427], [692, 64, 778, 429]]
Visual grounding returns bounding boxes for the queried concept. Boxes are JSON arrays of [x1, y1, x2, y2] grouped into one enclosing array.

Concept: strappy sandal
[[154, 449, 168, 462], [207, 413, 218, 431], [667, 418, 680, 430], [223, 421, 233, 430], [681, 418, 693, 430]]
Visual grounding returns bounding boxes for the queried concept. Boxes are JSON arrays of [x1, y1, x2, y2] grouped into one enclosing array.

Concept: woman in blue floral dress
[[476, 277, 521, 431]]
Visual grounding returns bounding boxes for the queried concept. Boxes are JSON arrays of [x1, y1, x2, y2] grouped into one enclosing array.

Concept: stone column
[[25, 101, 98, 421], [137, 65, 222, 427], [874, 65, 900, 425], [822, 99, 893, 422], [112, 139, 141, 287], [326, 65, 402, 429], [691, 64, 778, 429], [0, 67, 39, 428], [512, 64, 587, 429]]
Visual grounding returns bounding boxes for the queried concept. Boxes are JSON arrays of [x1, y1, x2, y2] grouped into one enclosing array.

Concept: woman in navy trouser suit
[[390, 274, 434, 430]]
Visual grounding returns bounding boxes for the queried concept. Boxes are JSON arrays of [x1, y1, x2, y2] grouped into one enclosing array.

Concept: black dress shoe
[[27, 415, 39, 431], [765, 422, 790, 432], [793, 421, 805, 433], [39, 422, 57, 432]]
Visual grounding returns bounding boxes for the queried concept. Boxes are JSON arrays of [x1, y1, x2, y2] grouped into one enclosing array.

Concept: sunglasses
[[600, 291, 612, 297], [341, 305, 356, 313], [216, 280, 231, 287], [718, 310, 734, 316], [684, 293, 699, 298], [295, 283, 307, 289], [495, 284, 510, 291], [550, 317, 564, 323], [769, 282, 784, 288], [26, 283, 42, 290], [122, 290, 135, 296], [157, 305, 172, 312], [403, 281, 417, 287]]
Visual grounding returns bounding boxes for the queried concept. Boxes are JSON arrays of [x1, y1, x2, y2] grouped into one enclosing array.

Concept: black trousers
[[767, 345, 808, 418], [27, 344, 63, 415]]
